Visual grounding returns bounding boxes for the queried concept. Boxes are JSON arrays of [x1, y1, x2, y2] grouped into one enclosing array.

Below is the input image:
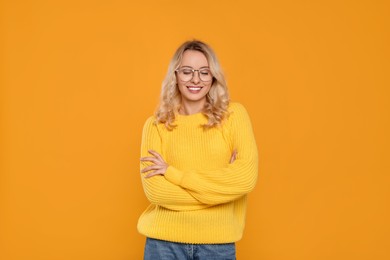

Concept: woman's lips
[[187, 86, 203, 93]]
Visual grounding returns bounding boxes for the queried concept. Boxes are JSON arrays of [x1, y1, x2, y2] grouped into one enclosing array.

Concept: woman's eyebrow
[[179, 65, 210, 69]]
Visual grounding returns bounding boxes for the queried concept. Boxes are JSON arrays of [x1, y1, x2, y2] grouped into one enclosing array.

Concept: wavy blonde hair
[[155, 40, 230, 130]]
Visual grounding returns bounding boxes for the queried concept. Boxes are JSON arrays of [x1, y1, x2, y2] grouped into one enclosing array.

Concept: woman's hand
[[230, 149, 238, 164], [141, 149, 236, 178], [140, 150, 169, 178]]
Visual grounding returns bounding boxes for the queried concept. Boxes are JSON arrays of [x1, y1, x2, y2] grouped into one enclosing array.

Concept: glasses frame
[[175, 67, 213, 82]]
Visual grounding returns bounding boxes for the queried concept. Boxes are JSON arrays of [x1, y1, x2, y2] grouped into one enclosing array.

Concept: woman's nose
[[191, 71, 200, 83]]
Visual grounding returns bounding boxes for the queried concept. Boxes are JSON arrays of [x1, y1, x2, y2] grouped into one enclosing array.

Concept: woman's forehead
[[181, 50, 209, 66]]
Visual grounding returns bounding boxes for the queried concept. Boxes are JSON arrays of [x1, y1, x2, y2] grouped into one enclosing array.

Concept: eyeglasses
[[175, 67, 213, 82]]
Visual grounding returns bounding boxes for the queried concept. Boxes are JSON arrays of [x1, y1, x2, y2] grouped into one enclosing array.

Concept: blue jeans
[[144, 237, 236, 260]]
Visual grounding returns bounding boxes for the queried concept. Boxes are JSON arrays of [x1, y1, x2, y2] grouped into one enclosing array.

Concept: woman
[[138, 40, 258, 259]]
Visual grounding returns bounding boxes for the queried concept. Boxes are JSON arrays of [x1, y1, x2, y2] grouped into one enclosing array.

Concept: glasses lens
[[177, 68, 213, 82], [177, 69, 193, 82], [199, 69, 212, 82]]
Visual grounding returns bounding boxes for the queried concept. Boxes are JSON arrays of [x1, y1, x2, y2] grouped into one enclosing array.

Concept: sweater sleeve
[[140, 116, 209, 211], [164, 103, 259, 205]]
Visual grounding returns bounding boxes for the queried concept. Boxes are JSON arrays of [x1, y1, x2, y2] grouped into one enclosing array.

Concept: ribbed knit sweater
[[137, 102, 258, 244]]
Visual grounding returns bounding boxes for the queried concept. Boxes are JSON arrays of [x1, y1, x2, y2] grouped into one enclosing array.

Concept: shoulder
[[143, 115, 169, 132], [228, 102, 250, 117], [142, 116, 165, 140], [142, 116, 159, 132], [143, 116, 157, 127], [224, 101, 254, 130]]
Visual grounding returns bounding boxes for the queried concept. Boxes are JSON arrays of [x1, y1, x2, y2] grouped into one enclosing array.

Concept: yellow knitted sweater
[[137, 102, 258, 244]]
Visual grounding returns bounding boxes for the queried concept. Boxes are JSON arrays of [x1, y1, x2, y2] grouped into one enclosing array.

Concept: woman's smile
[[186, 86, 203, 93]]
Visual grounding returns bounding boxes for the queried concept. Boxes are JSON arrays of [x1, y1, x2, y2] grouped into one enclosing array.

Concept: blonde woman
[[138, 40, 258, 259]]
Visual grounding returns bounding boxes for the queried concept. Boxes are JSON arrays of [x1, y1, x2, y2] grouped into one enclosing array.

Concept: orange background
[[1, 0, 389, 259]]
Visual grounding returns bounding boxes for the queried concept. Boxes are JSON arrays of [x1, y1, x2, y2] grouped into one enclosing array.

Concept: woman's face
[[176, 50, 212, 106]]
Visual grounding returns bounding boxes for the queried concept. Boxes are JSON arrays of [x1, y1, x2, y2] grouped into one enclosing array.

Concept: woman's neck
[[179, 100, 205, 115]]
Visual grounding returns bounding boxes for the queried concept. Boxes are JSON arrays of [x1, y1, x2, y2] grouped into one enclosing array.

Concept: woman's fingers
[[140, 156, 160, 164], [140, 151, 165, 165], [141, 164, 164, 173], [230, 149, 238, 163], [144, 170, 164, 178], [148, 150, 165, 162], [140, 150, 168, 177]]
